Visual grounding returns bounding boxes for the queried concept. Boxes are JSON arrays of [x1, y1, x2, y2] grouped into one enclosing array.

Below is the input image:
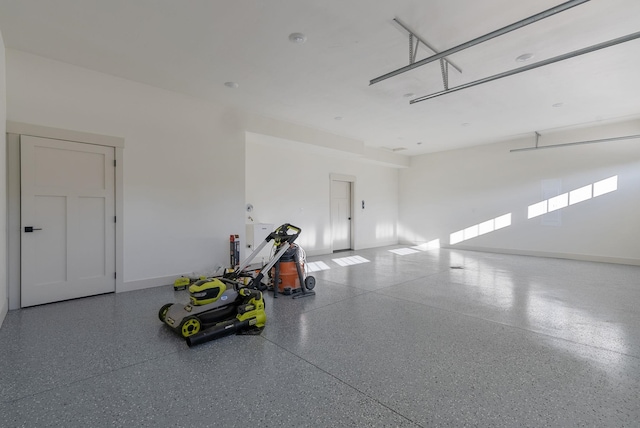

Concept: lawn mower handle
[[228, 223, 302, 281], [270, 223, 301, 244]]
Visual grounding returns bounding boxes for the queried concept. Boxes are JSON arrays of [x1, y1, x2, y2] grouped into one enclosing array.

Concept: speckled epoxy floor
[[1, 247, 640, 427]]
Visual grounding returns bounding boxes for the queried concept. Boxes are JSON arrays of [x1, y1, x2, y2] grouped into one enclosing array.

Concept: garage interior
[[0, 1, 639, 426]]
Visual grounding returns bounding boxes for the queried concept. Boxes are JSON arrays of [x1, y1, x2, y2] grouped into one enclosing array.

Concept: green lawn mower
[[159, 277, 266, 347], [158, 223, 314, 346]]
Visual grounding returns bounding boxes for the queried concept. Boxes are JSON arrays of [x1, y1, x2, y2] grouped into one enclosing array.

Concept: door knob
[[24, 226, 43, 232]]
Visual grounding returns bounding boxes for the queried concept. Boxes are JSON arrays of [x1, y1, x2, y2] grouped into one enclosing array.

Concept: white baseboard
[[303, 240, 399, 257], [304, 248, 332, 257], [444, 244, 640, 266], [119, 275, 176, 293], [356, 240, 399, 251]]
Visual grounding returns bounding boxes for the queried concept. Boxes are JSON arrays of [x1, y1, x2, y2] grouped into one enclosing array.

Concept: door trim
[[7, 122, 124, 310], [330, 173, 356, 252]]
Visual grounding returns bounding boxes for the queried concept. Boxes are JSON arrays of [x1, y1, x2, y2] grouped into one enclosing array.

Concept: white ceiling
[[1, 0, 639, 156]]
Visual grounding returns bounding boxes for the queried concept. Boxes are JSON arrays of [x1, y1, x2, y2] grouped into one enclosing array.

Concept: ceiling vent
[[383, 146, 408, 152]]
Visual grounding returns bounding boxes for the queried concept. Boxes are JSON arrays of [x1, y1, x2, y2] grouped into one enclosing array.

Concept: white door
[[21, 136, 116, 307], [331, 180, 352, 251]]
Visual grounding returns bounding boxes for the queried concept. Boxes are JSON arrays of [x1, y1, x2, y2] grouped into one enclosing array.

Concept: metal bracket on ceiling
[[440, 59, 449, 90], [409, 34, 417, 64], [373, 0, 590, 87], [393, 18, 461, 91]]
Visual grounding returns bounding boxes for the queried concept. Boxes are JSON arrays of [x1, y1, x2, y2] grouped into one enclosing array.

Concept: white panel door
[[331, 180, 352, 251], [21, 136, 115, 307]]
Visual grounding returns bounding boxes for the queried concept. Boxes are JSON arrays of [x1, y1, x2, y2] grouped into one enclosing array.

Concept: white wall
[[6, 50, 246, 290], [246, 135, 399, 255], [0, 28, 8, 326], [399, 119, 640, 264]]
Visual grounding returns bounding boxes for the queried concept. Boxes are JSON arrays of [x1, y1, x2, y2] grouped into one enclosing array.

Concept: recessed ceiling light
[[516, 53, 534, 62], [224, 82, 239, 89], [552, 102, 564, 108], [416, 142, 423, 145], [403, 92, 415, 98], [288, 33, 307, 44], [462, 122, 470, 127], [334, 116, 342, 121]]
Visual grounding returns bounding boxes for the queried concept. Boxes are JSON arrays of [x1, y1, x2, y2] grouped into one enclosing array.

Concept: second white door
[[331, 180, 352, 251]]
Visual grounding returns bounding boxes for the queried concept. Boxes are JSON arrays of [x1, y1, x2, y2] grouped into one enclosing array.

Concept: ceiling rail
[[410, 31, 640, 104], [510, 134, 640, 153], [369, 0, 590, 86]]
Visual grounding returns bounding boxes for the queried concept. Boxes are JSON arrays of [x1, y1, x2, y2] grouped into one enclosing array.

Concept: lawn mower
[[158, 277, 266, 344], [158, 223, 315, 346]]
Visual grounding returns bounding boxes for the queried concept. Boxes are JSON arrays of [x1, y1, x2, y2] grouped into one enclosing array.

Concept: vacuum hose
[[185, 318, 253, 347]]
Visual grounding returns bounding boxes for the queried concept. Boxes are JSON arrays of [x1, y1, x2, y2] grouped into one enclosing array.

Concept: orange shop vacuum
[[269, 244, 315, 298]]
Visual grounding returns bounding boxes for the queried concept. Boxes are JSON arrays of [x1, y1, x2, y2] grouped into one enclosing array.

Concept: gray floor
[[1, 246, 640, 427]]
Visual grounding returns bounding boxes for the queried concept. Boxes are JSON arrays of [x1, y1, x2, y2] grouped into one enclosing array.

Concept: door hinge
[[114, 216, 117, 223], [113, 159, 117, 167], [114, 272, 117, 279]]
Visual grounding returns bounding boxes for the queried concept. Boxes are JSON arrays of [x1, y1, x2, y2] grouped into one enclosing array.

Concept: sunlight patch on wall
[[389, 248, 420, 255], [332, 255, 370, 267], [450, 230, 464, 245], [478, 220, 494, 236], [375, 223, 395, 240], [528, 201, 547, 219], [494, 214, 511, 230], [569, 184, 592, 205], [300, 226, 317, 248], [306, 261, 331, 272], [450, 213, 512, 245], [323, 228, 332, 249], [464, 225, 479, 240], [528, 176, 618, 219], [593, 175, 618, 197], [412, 239, 441, 251], [548, 193, 568, 212]]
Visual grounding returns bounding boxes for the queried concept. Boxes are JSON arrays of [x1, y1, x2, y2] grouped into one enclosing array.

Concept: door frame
[[329, 173, 356, 252], [7, 121, 124, 310]]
